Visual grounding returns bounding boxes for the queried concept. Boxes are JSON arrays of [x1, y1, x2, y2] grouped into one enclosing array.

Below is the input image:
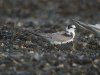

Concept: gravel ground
[[0, 0, 100, 75]]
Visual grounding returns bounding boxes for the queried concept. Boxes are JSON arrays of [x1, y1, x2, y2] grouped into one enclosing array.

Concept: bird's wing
[[39, 32, 73, 45]]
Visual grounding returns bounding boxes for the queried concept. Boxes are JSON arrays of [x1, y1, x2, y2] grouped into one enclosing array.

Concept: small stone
[[13, 45, 19, 49], [29, 51, 34, 54], [26, 41, 32, 44], [89, 34, 94, 38], [6, 49, 10, 52], [85, 36, 88, 38], [0, 64, 6, 67], [94, 59, 99, 63], [57, 64, 64, 68], [83, 43, 88, 47], [72, 63, 77, 67], [21, 45, 26, 48], [17, 22, 23, 27], [1, 43, 4, 47]]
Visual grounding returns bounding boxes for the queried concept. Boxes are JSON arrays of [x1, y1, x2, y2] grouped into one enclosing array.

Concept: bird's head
[[66, 25, 76, 36]]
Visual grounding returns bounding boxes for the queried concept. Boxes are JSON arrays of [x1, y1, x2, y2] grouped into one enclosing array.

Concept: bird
[[38, 25, 76, 45], [22, 25, 77, 50], [72, 19, 100, 39]]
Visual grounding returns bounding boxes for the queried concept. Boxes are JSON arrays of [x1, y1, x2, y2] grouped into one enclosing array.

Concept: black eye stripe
[[68, 25, 72, 29]]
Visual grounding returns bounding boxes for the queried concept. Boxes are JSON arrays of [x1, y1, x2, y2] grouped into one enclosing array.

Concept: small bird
[[72, 19, 100, 39], [39, 25, 76, 45]]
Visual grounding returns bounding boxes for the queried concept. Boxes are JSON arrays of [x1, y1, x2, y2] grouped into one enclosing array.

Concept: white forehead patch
[[72, 25, 76, 28]]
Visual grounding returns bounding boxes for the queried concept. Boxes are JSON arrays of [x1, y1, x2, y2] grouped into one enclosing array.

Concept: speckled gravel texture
[[0, 0, 100, 75]]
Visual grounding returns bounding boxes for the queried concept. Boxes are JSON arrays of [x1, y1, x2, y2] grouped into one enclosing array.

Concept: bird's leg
[[71, 32, 79, 51], [72, 41, 77, 51]]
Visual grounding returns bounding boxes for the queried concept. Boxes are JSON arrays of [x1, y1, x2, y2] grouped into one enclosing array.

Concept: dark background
[[0, 0, 100, 23]]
